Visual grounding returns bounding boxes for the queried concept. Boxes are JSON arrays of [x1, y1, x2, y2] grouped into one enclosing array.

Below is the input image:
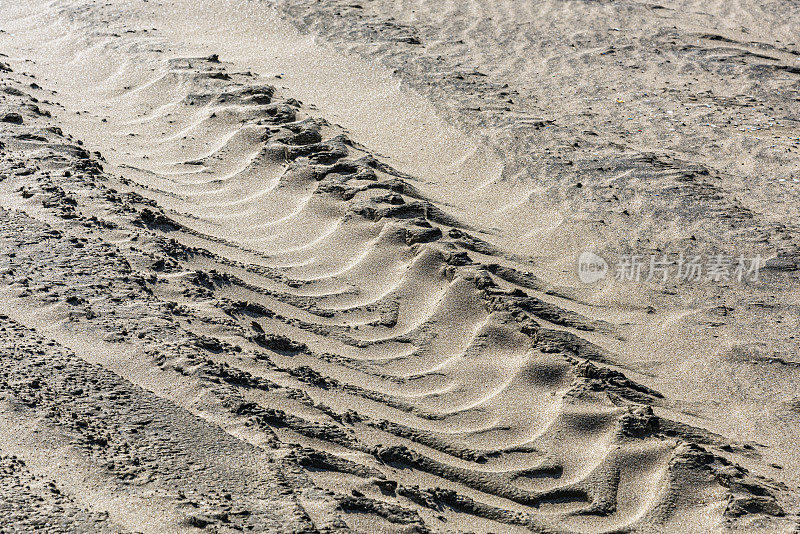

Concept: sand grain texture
[[0, 0, 797, 532]]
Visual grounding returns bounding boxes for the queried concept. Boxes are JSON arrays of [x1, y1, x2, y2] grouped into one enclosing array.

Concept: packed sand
[[0, 0, 798, 532]]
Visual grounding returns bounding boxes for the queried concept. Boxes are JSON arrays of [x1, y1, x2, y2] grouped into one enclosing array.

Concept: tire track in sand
[[0, 2, 795, 533]]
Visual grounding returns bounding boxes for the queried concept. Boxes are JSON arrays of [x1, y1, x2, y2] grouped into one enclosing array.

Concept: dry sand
[[0, 0, 798, 532]]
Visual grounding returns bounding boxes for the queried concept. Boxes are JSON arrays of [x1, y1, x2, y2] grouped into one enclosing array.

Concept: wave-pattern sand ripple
[[0, 1, 796, 532]]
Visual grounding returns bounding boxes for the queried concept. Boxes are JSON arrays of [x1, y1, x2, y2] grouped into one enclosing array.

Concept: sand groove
[[0, 1, 796, 532]]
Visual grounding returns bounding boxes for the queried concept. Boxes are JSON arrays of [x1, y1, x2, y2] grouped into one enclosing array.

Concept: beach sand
[[0, 0, 798, 531]]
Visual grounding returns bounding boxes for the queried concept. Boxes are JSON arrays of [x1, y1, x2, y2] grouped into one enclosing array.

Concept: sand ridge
[[0, 0, 798, 532], [273, 0, 800, 490]]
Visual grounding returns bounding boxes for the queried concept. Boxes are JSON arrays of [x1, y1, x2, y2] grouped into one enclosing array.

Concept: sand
[[0, 0, 797, 532]]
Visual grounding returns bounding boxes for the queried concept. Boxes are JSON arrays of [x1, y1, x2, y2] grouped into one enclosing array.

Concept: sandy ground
[[0, 0, 798, 532]]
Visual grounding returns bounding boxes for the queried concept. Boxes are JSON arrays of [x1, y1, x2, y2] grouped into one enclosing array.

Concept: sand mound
[[0, 0, 797, 532]]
